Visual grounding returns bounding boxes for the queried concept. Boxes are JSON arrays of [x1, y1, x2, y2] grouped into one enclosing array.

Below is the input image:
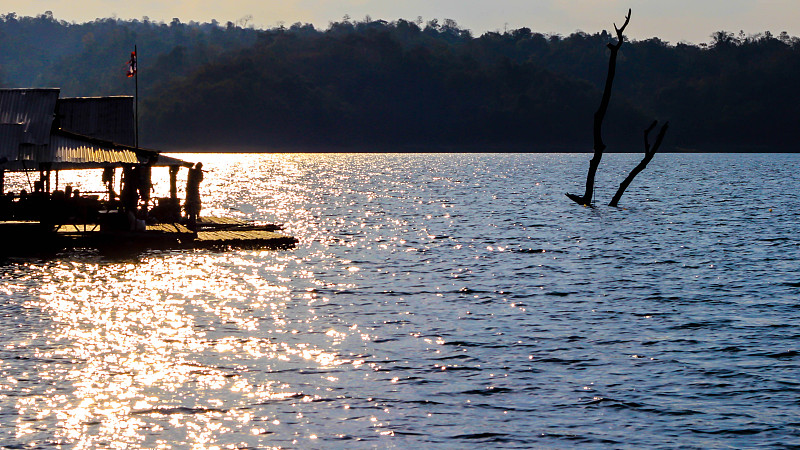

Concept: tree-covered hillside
[[0, 12, 259, 99], [2, 13, 800, 151]]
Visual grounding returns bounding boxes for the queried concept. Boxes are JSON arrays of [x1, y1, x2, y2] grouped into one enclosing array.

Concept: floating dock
[[194, 229, 296, 249], [0, 217, 297, 256], [191, 217, 295, 249], [0, 88, 299, 258]]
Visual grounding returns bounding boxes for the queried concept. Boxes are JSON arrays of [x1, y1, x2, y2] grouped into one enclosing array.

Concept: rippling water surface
[[1, 153, 799, 448]]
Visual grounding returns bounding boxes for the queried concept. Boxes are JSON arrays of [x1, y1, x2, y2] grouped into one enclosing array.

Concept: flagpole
[[135, 44, 139, 149]]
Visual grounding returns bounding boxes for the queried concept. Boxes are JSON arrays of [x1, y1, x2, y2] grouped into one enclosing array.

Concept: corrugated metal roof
[[33, 131, 189, 170], [48, 132, 140, 168], [0, 123, 23, 161], [0, 89, 59, 146], [3, 130, 189, 170], [0, 88, 190, 171], [56, 96, 135, 146]]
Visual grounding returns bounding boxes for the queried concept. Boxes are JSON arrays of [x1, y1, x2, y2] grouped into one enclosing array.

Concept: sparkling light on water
[[1, 153, 799, 448]]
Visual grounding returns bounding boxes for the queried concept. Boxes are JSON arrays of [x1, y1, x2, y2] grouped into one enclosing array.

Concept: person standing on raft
[[185, 162, 203, 230]]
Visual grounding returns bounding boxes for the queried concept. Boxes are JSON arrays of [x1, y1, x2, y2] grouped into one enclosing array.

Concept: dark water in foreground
[[1, 153, 799, 449]]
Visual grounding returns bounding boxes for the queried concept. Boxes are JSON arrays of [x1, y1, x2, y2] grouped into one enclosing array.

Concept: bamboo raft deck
[[0, 216, 297, 256], [193, 229, 296, 249], [189, 217, 294, 249]]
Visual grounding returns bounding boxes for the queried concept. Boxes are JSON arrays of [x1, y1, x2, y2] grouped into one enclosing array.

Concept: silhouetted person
[[185, 162, 203, 230], [17, 190, 29, 220], [102, 167, 117, 201], [121, 165, 137, 213]]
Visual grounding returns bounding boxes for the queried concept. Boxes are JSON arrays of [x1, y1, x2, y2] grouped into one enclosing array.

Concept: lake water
[[1, 153, 799, 449]]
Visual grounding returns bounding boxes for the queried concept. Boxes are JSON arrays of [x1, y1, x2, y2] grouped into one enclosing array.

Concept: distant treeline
[[2, 13, 800, 151]]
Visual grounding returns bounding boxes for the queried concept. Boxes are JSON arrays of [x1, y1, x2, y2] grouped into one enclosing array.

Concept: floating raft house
[[0, 88, 296, 255]]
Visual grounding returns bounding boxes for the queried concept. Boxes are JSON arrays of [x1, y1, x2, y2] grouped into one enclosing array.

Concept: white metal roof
[[0, 89, 190, 171]]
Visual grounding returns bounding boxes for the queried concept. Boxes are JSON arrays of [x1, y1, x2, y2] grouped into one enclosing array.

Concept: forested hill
[[2, 13, 800, 151]]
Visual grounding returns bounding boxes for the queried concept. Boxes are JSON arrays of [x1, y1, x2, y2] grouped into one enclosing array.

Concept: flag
[[127, 51, 137, 77]]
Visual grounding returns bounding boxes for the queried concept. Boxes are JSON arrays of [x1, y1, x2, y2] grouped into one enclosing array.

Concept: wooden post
[[169, 165, 179, 200], [135, 45, 139, 150]]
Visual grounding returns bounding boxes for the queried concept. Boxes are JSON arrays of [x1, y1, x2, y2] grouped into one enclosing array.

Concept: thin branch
[[651, 121, 669, 153], [609, 120, 669, 207], [643, 120, 658, 154], [612, 9, 632, 47]]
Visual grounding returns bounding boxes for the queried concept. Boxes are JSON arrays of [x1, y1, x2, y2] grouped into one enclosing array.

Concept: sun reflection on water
[[0, 154, 394, 448], [8, 248, 369, 448]]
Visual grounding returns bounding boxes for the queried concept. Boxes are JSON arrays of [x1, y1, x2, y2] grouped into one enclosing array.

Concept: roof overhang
[[1, 129, 191, 171]]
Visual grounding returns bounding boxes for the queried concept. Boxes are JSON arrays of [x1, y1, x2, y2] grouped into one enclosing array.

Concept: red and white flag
[[127, 51, 137, 77]]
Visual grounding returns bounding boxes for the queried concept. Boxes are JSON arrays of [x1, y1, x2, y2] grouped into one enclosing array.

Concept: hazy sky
[[6, 0, 800, 44]]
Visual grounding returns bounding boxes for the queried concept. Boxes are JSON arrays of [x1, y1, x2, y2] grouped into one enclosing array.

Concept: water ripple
[[1, 153, 799, 448]]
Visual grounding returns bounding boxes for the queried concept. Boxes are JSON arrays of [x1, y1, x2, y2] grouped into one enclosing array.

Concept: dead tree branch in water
[[567, 8, 631, 206], [609, 120, 669, 207]]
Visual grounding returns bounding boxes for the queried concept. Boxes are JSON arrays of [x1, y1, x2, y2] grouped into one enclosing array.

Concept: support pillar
[[169, 166, 179, 200]]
